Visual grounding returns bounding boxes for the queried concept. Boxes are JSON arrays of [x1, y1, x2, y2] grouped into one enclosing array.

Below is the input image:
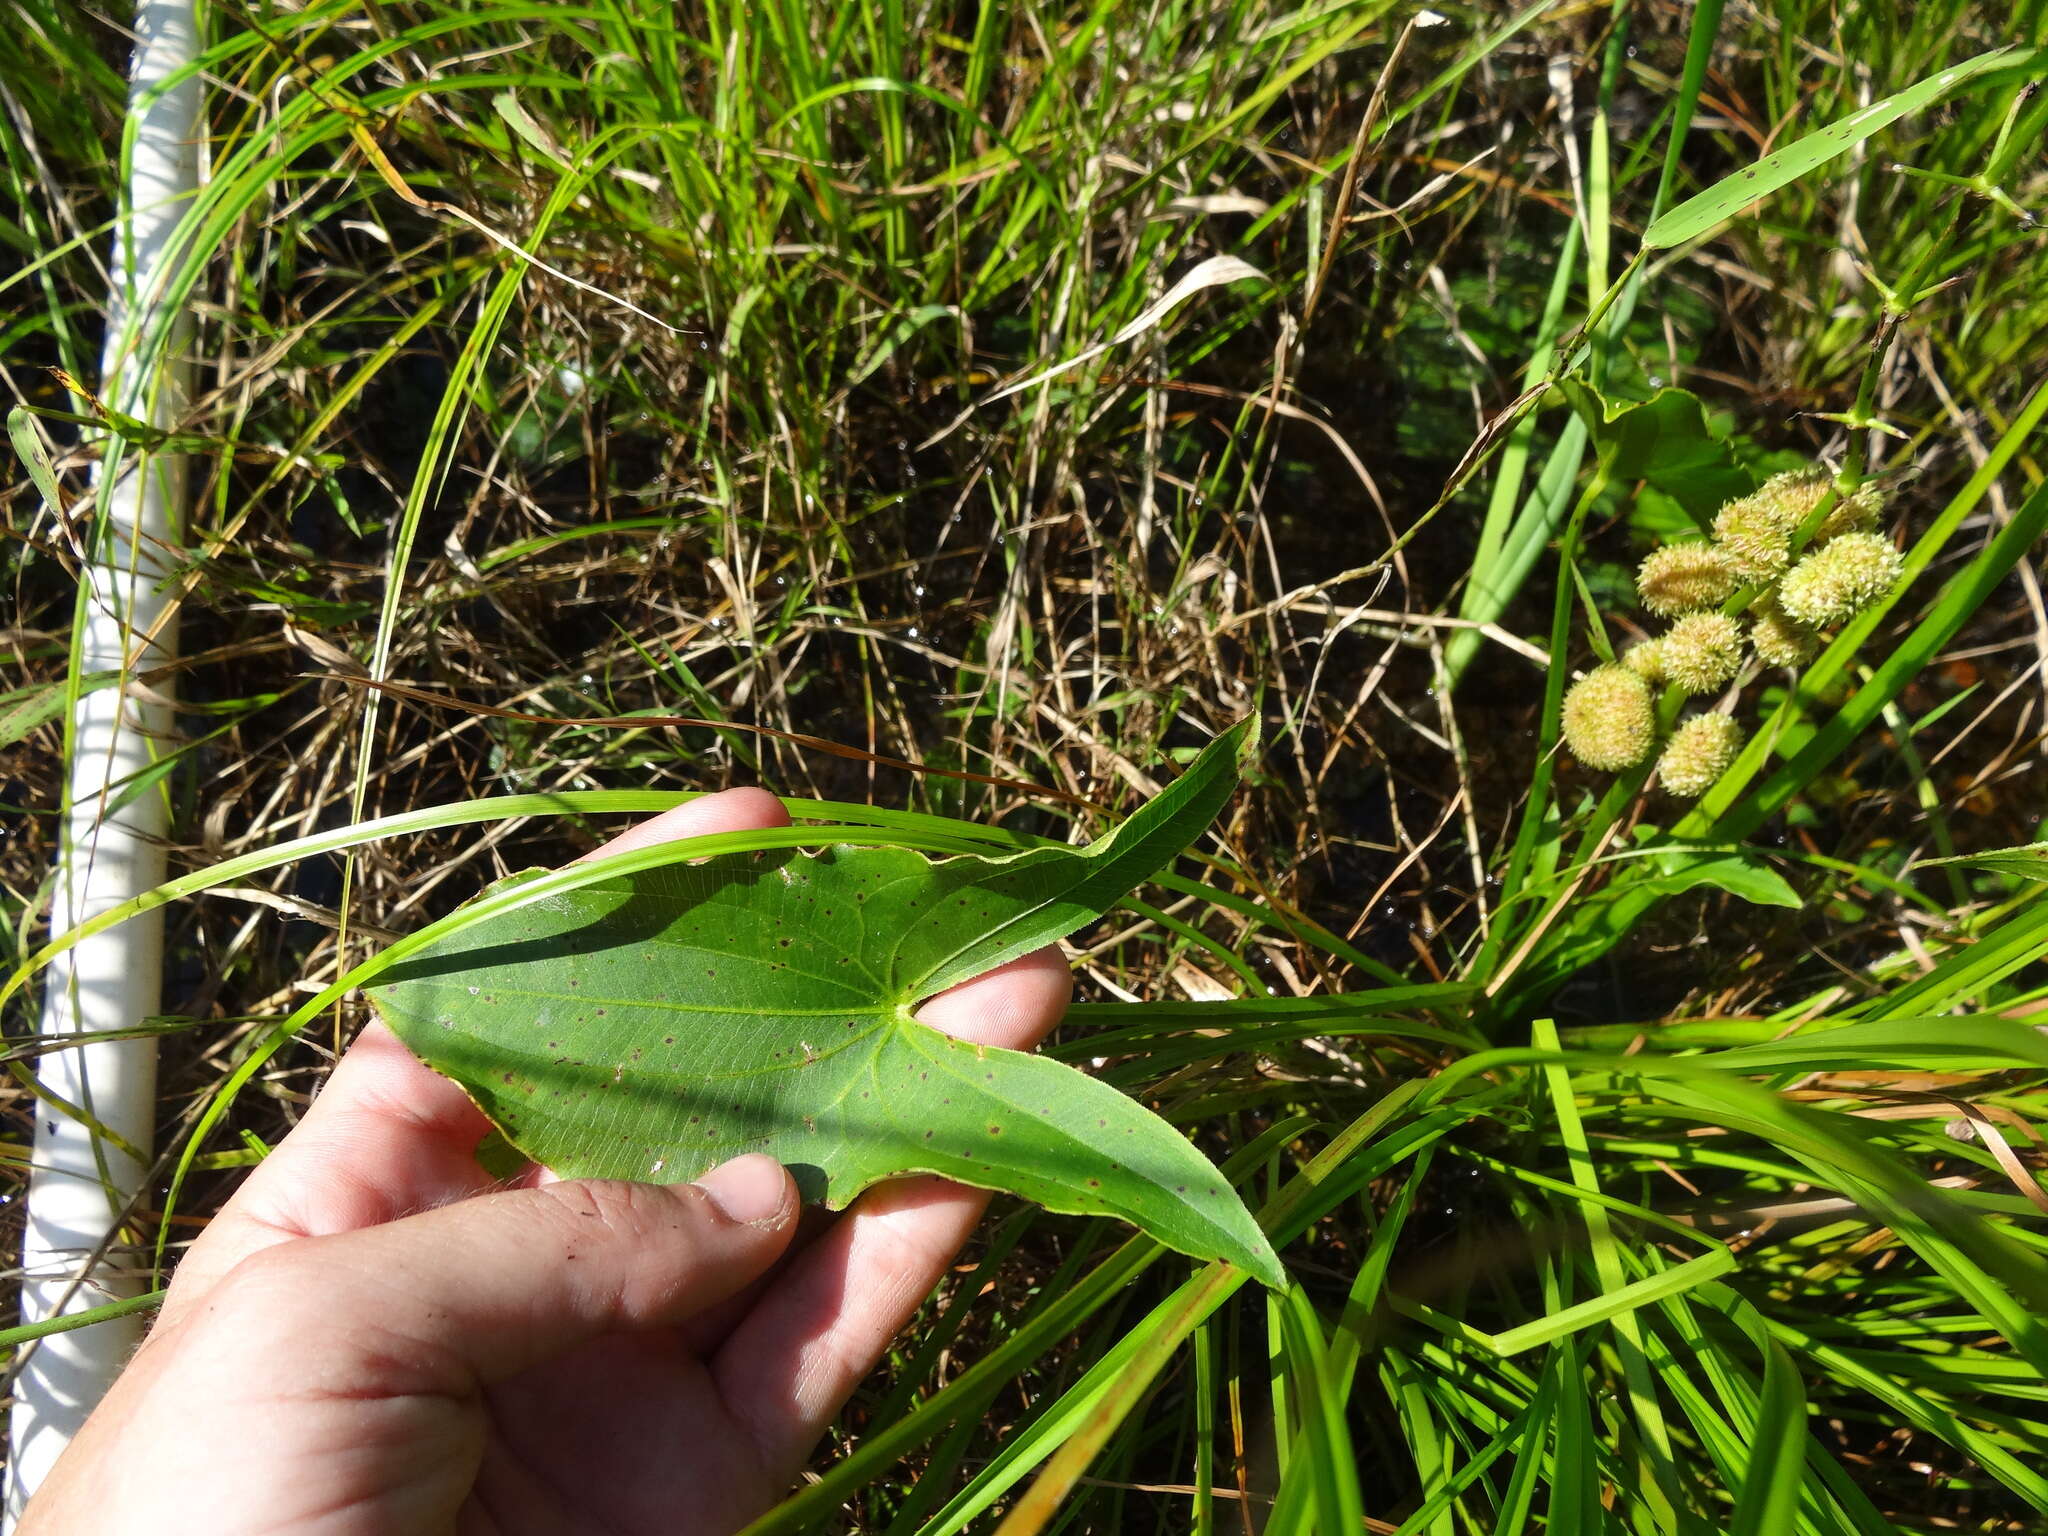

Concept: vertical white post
[[6, 1, 200, 1522]]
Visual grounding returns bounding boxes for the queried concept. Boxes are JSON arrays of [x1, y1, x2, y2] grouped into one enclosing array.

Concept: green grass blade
[[1643, 47, 2031, 248]]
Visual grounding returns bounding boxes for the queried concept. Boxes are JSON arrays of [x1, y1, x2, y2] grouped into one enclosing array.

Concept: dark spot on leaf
[[664, 1035, 676, 1045], [987, 1124, 1001, 1136]]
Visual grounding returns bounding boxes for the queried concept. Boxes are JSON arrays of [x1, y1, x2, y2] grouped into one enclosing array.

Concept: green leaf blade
[[367, 723, 1284, 1287], [870, 1029, 1282, 1287], [912, 714, 1256, 995], [1642, 47, 2029, 249], [1918, 840, 2048, 883], [1555, 381, 1751, 522], [1649, 850, 1801, 909]]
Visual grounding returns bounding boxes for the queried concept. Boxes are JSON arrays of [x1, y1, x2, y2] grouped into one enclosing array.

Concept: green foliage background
[[6, 1, 2048, 1531]]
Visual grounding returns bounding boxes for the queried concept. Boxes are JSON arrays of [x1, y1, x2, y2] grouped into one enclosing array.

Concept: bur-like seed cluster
[[1712, 486, 1798, 579], [1817, 485, 1886, 544], [1749, 594, 1819, 667], [1778, 531, 1904, 628], [1562, 664, 1655, 771], [1769, 465, 1887, 541], [1570, 462, 1897, 786], [1622, 638, 1667, 685], [1636, 542, 1738, 617], [1658, 713, 1743, 798], [1660, 611, 1744, 695], [1713, 467, 1885, 579]]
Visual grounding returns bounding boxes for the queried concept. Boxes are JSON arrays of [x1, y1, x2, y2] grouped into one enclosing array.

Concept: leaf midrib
[[443, 980, 885, 1020], [483, 1005, 899, 1082], [896, 1026, 1235, 1244]]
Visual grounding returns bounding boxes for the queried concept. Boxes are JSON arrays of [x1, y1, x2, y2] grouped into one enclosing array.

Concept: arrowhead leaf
[[1554, 380, 1751, 523], [367, 719, 1284, 1288]]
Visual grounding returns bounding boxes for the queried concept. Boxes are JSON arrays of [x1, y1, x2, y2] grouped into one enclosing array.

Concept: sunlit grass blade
[[1642, 47, 2031, 248]]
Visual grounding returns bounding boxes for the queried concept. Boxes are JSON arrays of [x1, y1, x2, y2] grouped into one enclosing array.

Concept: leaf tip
[[1216, 713, 1260, 775], [1237, 1236, 1288, 1291]]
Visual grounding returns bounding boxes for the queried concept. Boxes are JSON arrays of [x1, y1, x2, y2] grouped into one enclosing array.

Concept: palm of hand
[[469, 1331, 779, 1534]]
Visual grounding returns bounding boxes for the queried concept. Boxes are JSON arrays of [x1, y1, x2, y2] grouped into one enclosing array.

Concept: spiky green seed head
[[1622, 638, 1667, 685], [1658, 713, 1743, 798], [1714, 468, 1885, 579], [1562, 664, 1655, 772], [1660, 611, 1745, 695], [1760, 465, 1887, 544], [1712, 487, 1798, 579], [1777, 530, 1904, 628], [1749, 594, 1820, 668], [1637, 542, 1739, 617]]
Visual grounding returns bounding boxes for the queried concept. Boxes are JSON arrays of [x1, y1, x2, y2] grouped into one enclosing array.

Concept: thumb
[[214, 1155, 798, 1391]]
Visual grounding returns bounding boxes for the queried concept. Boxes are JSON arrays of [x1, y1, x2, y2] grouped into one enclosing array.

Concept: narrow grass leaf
[[0, 671, 120, 748], [1642, 47, 2029, 248], [1918, 841, 2048, 883], [7, 405, 66, 518]]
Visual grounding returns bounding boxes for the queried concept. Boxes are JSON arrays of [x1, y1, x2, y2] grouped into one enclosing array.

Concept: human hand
[[22, 788, 1070, 1535]]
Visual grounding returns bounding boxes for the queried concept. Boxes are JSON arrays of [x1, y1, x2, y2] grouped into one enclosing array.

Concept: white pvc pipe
[[6, 1, 200, 1523]]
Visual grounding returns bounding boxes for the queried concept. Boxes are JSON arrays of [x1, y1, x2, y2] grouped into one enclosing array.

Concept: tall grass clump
[[5, 1, 2048, 1531]]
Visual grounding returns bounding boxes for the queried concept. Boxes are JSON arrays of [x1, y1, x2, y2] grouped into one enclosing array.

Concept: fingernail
[[695, 1154, 789, 1225]]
